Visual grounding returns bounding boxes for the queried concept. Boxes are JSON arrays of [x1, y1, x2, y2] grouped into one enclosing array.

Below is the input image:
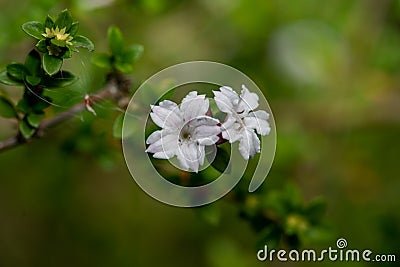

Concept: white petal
[[150, 101, 182, 129], [221, 114, 237, 130], [237, 85, 259, 113], [243, 116, 270, 136], [179, 142, 201, 172], [222, 125, 242, 143], [180, 91, 209, 121], [188, 116, 220, 127], [213, 86, 240, 113], [238, 129, 260, 160], [192, 124, 220, 139], [145, 132, 178, 157], [252, 110, 269, 121], [146, 130, 162, 144], [197, 135, 219, 145]]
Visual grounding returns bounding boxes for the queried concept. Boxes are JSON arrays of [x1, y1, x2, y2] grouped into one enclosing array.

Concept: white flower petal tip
[[146, 91, 221, 172], [214, 85, 271, 159]]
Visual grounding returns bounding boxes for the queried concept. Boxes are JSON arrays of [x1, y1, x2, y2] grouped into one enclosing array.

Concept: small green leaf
[[16, 99, 30, 113], [51, 38, 66, 47], [69, 22, 79, 36], [92, 53, 111, 69], [36, 39, 48, 53], [7, 63, 26, 81], [27, 112, 45, 128], [0, 96, 18, 118], [71, 35, 94, 51], [55, 9, 73, 31], [44, 15, 55, 29], [42, 71, 77, 88], [209, 146, 231, 173], [25, 50, 41, 76], [108, 26, 124, 55], [115, 62, 133, 74], [0, 70, 23, 86], [26, 75, 41, 86], [43, 54, 63, 76], [22, 21, 45, 39], [113, 113, 124, 138], [19, 119, 35, 139], [62, 49, 72, 59], [123, 44, 144, 64]]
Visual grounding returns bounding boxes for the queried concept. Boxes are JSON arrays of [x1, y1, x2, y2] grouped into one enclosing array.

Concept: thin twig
[[0, 76, 128, 153]]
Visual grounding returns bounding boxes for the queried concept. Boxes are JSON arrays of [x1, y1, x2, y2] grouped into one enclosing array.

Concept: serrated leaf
[[69, 22, 79, 36], [44, 15, 54, 29], [123, 44, 144, 64], [22, 21, 44, 39], [71, 35, 94, 51], [0, 70, 23, 86], [19, 119, 35, 139], [36, 39, 48, 53], [42, 71, 77, 88], [26, 75, 41, 86], [25, 50, 41, 76], [108, 26, 124, 55], [0, 96, 18, 118], [92, 53, 111, 69], [209, 146, 231, 173], [43, 54, 62, 76], [27, 112, 45, 128], [6, 63, 26, 81], [55, 9, 73, 31]]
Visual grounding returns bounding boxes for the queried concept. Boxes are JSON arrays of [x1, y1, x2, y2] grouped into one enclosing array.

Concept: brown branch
[[0, 75, 129, 153]]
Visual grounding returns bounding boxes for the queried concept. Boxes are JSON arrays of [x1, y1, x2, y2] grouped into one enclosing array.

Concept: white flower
[[146, 91, 221, 172], [213, 85, 271, 159]]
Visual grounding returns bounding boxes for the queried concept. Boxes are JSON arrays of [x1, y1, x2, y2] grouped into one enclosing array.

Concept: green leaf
[[27, 112, 45, 128], [123, 44, 144, 64], [71, 35, 94, 51], [91, 53, 111, 69], [7, 63, 26, 81], [0, 70, 23, 86], [25, 50, 41, 76], [108, 26, 124, 55], [22, 21, 44, 39], [51, 38, 66, 47], [114, 113, 138, 139], [16, 99, 30, 113], [209, 146, 231, 173], [0, 96, 18, 118], [115, 62, 133, 74], [26, 75, 41, 86], [42, 71, 77, 88], [43, 54, 63, 76], [44, 15, 54, 29], [36, 39, 48, 53], [19, 119, 35, 139], [55, 9, 73, 31], [62, 49, 72, 59], [32, 97, 51, 112], [69, 21, 79, 36], [113, 113, 124, 138]]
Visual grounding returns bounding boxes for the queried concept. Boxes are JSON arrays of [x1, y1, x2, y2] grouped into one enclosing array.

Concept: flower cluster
[[146, 85, 271, 172]]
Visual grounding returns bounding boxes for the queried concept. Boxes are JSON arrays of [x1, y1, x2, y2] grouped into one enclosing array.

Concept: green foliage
[[22, 9, 94, 75], [92, 26, 143, 74], [0, 96, 18, 119]]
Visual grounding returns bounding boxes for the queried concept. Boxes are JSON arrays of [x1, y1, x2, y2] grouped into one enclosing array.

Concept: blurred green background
[[0, 0, 399, 266]]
